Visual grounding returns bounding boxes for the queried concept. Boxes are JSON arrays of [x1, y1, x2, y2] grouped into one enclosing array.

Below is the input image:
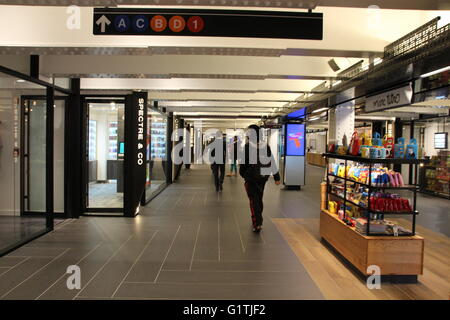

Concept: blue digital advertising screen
[[286, 123, 305, 156], [287, 108, 306, 119]]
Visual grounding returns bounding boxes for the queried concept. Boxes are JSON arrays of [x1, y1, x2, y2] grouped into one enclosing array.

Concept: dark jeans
[[212, 164, 225, 189], [175, 163, 183, 180], [244, 180, 266, 228]]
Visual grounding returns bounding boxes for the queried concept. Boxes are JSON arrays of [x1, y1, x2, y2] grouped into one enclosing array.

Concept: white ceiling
[[0, 4, 449, 129]]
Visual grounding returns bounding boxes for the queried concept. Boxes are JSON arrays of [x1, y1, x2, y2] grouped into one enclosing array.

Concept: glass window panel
[[87, 102, 124, 209], [146, 110, 168, 201], [0, 72, 48, 255]]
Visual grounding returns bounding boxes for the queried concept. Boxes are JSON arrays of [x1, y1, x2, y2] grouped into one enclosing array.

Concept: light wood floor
[[273, 218, 450, 300]]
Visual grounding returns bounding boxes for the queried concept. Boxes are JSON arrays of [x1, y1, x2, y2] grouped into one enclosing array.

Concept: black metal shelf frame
[[324, 154, 429, 237]]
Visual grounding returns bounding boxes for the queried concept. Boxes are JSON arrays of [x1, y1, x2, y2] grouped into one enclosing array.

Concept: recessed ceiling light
[[312, 107, 329, 114], [16, 79, 25, 83]]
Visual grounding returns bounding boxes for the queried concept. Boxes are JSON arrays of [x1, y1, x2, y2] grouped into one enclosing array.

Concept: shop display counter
[[307, 152, 326, 167], [321, 153, 427, 279], [320, 209, 424, 276]]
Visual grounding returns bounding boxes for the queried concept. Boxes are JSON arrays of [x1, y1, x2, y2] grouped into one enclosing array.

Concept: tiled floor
[[0, 164, 448, 300], [0, 165, 324, 300]]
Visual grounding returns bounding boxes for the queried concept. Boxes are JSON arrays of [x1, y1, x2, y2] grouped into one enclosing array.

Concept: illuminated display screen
[[286, 123, 305, 156], [434, 132, 448, 149], [287, 108, 306, 119]]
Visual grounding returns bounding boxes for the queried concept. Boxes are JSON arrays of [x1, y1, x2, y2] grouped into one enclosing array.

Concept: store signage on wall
[[137, 97, 145, 166], [365, 84, 413, 112], [93, 8, 323, 40]]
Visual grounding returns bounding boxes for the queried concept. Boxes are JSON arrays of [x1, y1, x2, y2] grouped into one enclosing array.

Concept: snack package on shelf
[[394, 137, 406, 158], [345, 164, 404, 187], [405, 138, 418, 160], [349, 131, 362, 156], [368, 193, 413, 213], [372, 132, 383, 147], [383, 135, 395, 158], [355, 218, 412, 236]]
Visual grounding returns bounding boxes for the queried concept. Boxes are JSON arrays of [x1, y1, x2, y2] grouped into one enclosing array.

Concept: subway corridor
[[0, 165, 448, 300]]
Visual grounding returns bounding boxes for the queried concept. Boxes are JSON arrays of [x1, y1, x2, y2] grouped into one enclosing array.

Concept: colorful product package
[[405, 138, 418, 159], [394, 137, 406, 158], [372, 132, 383, 147], [349, 131, 362, 156], [383, 135, 395, 158]]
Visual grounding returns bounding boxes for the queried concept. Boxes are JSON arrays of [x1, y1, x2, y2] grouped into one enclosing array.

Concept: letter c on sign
[[151, 15, 167, 32], [169, 16, 186, 32]]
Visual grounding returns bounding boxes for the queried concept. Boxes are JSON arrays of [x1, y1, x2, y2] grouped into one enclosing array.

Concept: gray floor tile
[[157, 270, 313, 285], [124, 229, 178, 283], [114, 282, 323, 300], [0, 256, 27, 268], [0, 257, 53, 298], [2, 246, 98, 300], [76, 232, 158, 298], [37, 243, 115, 300], [162, 224, 198, 271], [6, 246, 68, 258]]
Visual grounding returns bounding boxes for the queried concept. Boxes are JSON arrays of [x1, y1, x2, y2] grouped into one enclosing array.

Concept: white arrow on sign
[[96, 15, 111, 33]]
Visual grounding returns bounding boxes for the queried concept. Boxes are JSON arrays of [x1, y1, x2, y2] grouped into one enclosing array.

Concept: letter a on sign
[[366, 265, 381, 289], [66, 265, 81, 290], [66, 5, 81, 30]]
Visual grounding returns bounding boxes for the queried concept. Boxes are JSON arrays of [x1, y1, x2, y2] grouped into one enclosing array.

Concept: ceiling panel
[[0, 0, 444, 10]]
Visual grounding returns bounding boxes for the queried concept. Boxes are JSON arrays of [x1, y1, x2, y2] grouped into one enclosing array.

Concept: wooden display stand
[[320, 210, 424, 278], [307, 152, 326, 167]]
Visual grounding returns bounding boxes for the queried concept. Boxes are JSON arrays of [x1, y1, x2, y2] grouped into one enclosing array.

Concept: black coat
[[239, 142, 281, 183]]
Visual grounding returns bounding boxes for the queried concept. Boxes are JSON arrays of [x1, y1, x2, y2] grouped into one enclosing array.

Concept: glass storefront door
[[85, 101, 125, 212], [24, 99, 47, 212], [145, 110, 168, 202]]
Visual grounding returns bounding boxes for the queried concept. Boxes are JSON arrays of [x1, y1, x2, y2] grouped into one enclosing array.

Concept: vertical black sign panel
[[124, 92, 147, 217], [93, 8, 323, 40]]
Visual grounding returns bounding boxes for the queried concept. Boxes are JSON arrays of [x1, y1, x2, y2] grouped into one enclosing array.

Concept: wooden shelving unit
[[321, 153, 427, 279], [320, 209, 424, 277]]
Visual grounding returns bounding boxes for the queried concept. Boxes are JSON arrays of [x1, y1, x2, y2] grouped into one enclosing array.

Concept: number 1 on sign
[[187, 16, 204, 33]]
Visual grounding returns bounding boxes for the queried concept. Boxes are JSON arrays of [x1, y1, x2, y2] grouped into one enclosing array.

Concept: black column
[[409, 121, 415, 185], [124, 92, 148, 217], [46, 87, 54, 229], [67, 79, 82, 219], [30, 55, 39, 79], [166, 112, 173, 184], [394, 118, 403, 173]]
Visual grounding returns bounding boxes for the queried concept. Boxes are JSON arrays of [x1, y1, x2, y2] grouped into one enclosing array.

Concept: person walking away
[[210, 132, 227, 192], [239, 125, 280, 232], [227, 136, 239, 177]]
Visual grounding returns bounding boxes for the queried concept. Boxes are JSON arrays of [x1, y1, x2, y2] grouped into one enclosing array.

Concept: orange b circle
[[169, 16, 186, 32], [151, 15, 167, 32]]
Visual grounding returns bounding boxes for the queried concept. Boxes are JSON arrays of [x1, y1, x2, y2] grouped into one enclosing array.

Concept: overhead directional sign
[[93, 8, 323, 40]]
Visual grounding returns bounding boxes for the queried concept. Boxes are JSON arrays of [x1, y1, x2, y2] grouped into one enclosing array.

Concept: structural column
[[66, 78, 82, 218], [328, 88, 355, 148]]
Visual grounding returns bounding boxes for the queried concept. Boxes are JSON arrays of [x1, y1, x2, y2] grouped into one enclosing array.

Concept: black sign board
[[124, 92, 147, 217], [93, 8, 323, 40]]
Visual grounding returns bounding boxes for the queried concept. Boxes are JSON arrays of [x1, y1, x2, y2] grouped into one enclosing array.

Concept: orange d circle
[[151, 15, 167, 32], [169, 16, 186, 32]]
